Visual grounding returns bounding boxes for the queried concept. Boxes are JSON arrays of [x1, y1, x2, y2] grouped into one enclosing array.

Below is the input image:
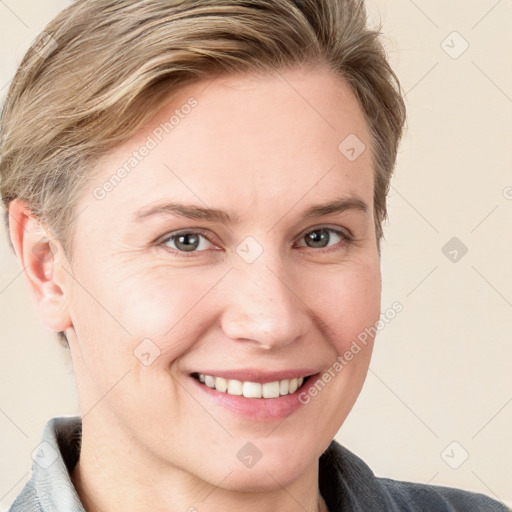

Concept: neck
[[70, 415, 329, 512]]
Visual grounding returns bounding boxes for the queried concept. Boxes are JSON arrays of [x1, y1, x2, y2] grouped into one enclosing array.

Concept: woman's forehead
[[82, 67, 374, 225]]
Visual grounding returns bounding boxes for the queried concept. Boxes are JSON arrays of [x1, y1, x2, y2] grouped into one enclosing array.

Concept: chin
[[207, 442, 314, 493], [219, 464, 307, 493]]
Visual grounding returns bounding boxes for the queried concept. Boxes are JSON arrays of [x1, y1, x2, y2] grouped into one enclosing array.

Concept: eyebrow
[[133, 197, 368, 224], [302, 197, 368, 218]]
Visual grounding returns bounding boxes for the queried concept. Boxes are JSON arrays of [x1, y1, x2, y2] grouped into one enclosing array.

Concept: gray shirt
[[7, 416, 510, 511]]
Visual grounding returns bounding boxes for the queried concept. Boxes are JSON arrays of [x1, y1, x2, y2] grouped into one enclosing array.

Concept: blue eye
[[157, 226, 352, 257], [160, 231, 213, 252], [297, 228, 351, 249]]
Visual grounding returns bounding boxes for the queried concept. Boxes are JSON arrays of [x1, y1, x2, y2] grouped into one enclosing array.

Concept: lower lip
[[189, 373, 322, 422]]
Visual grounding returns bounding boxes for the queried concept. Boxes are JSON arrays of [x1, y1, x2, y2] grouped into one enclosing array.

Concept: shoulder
[[377, 477, 510, 512], [319, 440, 510, 511], [7, 479, 41, 512], [7, 416, 84, 512]]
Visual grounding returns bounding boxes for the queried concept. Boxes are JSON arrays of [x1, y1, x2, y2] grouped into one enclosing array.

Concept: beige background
[[1, 0, 511, 509]]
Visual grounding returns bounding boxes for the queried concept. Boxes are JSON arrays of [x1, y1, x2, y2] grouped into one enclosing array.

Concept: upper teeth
[[197, 374, 305, 398]]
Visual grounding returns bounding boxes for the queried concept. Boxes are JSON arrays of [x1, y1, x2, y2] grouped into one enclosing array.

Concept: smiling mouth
[[191, 372, 312, 399]]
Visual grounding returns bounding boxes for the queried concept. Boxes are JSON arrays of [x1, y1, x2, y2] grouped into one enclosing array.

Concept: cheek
[[306, 259, 381, 354], [118, 265, 222, 321], [68, 263, 227, 414], [86, 265, 227, 361]]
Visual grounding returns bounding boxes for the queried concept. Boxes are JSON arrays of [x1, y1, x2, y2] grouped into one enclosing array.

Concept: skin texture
[[9, 65, 381, 512]]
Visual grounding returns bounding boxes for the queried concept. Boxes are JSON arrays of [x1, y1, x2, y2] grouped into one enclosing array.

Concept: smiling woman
[[0, 1, 509, 512]]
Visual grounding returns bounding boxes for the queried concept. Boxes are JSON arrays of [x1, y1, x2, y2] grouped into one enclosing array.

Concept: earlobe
[[7, 199, 73, 333]]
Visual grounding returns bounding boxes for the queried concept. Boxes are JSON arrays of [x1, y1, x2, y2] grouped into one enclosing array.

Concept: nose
[[219, 261, 312, 350]]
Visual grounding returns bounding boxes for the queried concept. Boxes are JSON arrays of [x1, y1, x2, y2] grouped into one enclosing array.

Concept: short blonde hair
[[0, 0, 406, 345]]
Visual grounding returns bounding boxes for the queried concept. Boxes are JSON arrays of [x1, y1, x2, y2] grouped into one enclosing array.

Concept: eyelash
[[156, 227, 353, 257]]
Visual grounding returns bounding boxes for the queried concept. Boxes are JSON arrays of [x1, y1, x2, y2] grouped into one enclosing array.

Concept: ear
[[8, 199, 73, 333]]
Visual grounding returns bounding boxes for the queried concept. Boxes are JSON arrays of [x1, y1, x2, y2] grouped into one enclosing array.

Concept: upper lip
[[191, 368, 320, 384]]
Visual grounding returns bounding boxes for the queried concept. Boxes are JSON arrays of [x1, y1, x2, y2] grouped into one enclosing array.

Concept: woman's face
[[64, 65, 381, 491]]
